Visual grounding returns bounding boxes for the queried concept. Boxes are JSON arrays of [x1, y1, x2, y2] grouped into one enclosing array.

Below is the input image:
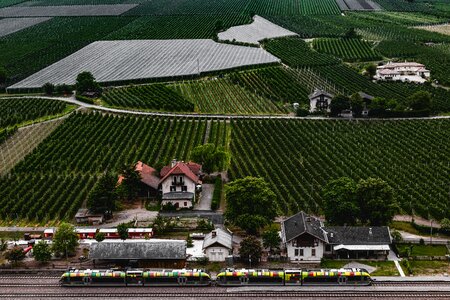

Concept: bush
[[161, 202, 177, 211], [75, 95, 95, 104], [211, 175, 222, 210]]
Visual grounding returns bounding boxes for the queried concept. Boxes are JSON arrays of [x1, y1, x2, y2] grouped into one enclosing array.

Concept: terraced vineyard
[[229, 119, 450, 220], [0, 113, 227, 223], [244, 0, 341, 15], [313, 38, 381, 62], [102, 84, 195, 112], [0, 97, 68, 129], [171, 78, 290, 114]]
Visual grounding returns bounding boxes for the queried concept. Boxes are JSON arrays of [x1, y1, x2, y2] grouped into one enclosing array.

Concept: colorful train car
[[216, 268, 372, 286], [60, 268, 211, 286]]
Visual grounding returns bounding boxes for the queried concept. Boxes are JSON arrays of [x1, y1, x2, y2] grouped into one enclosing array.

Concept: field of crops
[[102, 84, 195, 112], [229, 119, 450, 220], [313, 38, 381, 62], [0, 4, 138, 17], [0, 0, 26, 8], [0, 98, 67, 129], [263, 37, 339, 67], [0, 17, 51, 38], [9, 39, 279, 90], [0, 112, 228, 223], [244, 0, 341, 16], [171, 78, 290, 115]]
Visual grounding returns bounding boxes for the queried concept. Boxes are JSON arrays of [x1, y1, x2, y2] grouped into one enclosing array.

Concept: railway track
[[1, 291, 449, 298]]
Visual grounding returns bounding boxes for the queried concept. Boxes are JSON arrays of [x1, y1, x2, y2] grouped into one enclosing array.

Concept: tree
[[225, 177, 277, 234], [407, 91, 432, 111], [152, 216, 175, 235], [186, 234, 194, 248], [322, 177, 359, 225], [33, 240, 52, 263], [344, 28, 359, 39], [95, 232, 105, 242], [391, 230, 403, 243], [87, 173, 117, 215], [236, 214, 269, 235], [55, 84, 73, 95], [5, 247, 25, 264], [356, 177, 397, 226], [52, 222, 79, 258], [440, 218, 450, 230], [215, 20, 224, 32], [239, 236, 262, 265], [42, 83, 55, 96], [0, 66, 7, 84], [365, 63, 377, 80], [116, 163, 141, 201], [0, 238, 7, 252], [262, 227, 281, 252], [117, 223, 129, 240], [350, 93, 364, 117], [330, 95, 350, 117], [75, 71, 101, 95], [190, 143, 230, 173]]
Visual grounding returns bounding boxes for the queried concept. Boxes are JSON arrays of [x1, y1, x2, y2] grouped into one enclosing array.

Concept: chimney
[[212, 231, 217, 238], [369, 228, 372, 235], [171, 159, 177, 168]]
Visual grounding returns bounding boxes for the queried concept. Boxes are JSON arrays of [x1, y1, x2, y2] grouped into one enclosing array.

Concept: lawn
[[320, 259, 400, 276], [390, 221, 422, 235], [397, 243, 449, 257], [408, 260, 450, 275]]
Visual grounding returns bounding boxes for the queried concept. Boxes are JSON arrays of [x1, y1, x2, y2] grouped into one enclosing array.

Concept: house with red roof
[[118, 161, 160, 199], [159, 159, 202, 209]]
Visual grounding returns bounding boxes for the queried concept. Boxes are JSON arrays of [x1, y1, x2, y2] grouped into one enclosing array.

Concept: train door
[[83, 277, 91, 286], [338, 276, 347, 285], [178, 277, 187, 286], [240, 277, 249, 285], [126, 271, 143, 286]]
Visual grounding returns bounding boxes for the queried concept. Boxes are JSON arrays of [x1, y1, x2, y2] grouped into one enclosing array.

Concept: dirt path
[[393, 215, 441, 228]]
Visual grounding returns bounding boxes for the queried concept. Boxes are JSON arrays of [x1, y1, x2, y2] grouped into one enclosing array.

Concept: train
[[60, 267, 372, 286]]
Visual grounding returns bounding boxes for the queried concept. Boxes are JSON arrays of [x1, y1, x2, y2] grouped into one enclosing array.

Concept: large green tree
[[356, 177, 397, 226], [190, 143, 230, 173], [33, 240, 52, 263], [322, 177, 359, 225], [239, 236, 262, 265], [330, 95, 350, 117], [408, 91, 432, 111], [262, 227, 281, 252], [350, 93, 364, 117], [5, 247, 25, 264], [225, 177, 277, 234], [117, 223, 129, 241], [87, 173, 118, 214], [117, 163, 142, 201], [52, 222, 79, 258], [75, 71, 101, 95]]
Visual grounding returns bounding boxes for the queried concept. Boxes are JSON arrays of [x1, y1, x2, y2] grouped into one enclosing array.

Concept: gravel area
[[0, 4, 138, 17], [194, 184, 213, 211], [218, 15, 297, 45], [9, 39, 280, 89], [0, 17, 51, 37]]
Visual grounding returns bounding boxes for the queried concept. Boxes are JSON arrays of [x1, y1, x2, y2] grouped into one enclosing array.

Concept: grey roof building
[[281, 211, 328, 243], [202, 228, 232, 250]]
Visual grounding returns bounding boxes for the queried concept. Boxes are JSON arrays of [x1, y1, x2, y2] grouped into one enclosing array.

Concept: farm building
[[281, 212, 392, 262], [159, 160, 202, 209], [375, 62, 430, 83], [309, 89, 334, 113], [75, 208, 104, 225], [118, 161, 160, 199], [89, 240, 187, 268], [202, 228, 233, 262]]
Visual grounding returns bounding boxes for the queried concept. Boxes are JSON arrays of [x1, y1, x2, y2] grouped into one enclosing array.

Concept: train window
[[91, 277, 124, 283], [303, 277, 338, 283], [248, 277, 283, 284], [69, 277, 83, 282], [144, 277, 178, 284], [225, 276, 241, 283], [347, 276, 362, 282]]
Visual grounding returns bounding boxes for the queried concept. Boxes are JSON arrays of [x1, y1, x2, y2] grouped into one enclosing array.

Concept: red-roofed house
[[118, 161, 160, 199], [159, 159, 202, 209]]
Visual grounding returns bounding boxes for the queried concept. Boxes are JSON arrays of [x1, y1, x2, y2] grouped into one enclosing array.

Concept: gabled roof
[[89, 240, 186, 260], [162, 192, 194, 200], [117, 161, 159, 189], [324, 226, 391, 245], [282, 211, 328, 243], [358, 92, 374, 101], [202, 228, 232, 250], [309, 89, 334, 100], [159, 162, 200, 184]]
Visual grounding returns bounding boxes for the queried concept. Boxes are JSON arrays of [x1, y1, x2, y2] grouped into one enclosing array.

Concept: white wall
[[286, 240, 325, 262], [205, 246, 231, 262], [161, 175, 196, 194], [161, 199, 193, 208]]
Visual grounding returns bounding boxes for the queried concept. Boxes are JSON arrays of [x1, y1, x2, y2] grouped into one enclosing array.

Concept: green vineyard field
[[313, 38, 381, 62]]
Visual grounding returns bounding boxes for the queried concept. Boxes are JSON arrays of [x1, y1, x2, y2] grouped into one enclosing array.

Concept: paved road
[[160, 210, 223, 224], [194, 183, 213, 210]]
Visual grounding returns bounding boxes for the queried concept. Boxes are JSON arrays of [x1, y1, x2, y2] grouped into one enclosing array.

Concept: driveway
[[100, 208, 158, 227], [194, 183, 214, 211]]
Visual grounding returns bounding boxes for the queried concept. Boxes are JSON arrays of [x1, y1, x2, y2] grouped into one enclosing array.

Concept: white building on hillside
[[375, 62, 430, 83]]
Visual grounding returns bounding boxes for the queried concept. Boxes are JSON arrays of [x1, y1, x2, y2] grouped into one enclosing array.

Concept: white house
[[281, 212, 392, 262], [309, 89, 334, 113], [202, 228, 233, 262], [375, 62, 430, 83], [159, 160, 202, 209]]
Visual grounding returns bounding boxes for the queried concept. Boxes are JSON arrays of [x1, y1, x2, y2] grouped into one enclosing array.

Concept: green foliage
[[42, 83, 55, 96], [239, 236, 262, 264], [117, 223, 129, 240], [264, 37, 339, 68], [330, 94, 350, 117], [440, 218, 450, 230], [117, 163, 142, 201], [196, 219, 214, 232], [102, 84, 194, 112], [33, 240, 52, 263], [356, 177, 397, 226], [365, 64, 377, 80], [55, 84, 73, 95], [5, 246, 25, 264], [407, 91, 432, 111], [322, 177, 359, 225], [211, 176, 222, 211], [186, 234, 194, 248], [0, 238, 7, 252], [0, 98, 67, 129], [350, 93, 364, 116], [313, 38, 381, 62], [76, 71, 101, 95], [391, 230, 403, 243], [52, 222, 79, 257], [87, 173, 117, 214], [225, 177, 277, 234], [94, 232, 105, 242], [152, 216, 176, 235], [262, 227, 281, 251], [0, 127, 17, 144], [0, 66, 8, 84], [190, 143, 229, 173]]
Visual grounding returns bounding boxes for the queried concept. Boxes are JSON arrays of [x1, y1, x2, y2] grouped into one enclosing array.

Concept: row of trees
[[42, 71, 102, 96]]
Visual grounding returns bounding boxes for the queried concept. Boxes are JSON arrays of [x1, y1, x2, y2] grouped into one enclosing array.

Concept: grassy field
[[408, 260, 450, 275], [397, 243, 449, 257], [320, 260, 400, 276]]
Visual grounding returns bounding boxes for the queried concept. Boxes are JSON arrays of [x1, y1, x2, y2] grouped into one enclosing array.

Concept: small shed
[[43, 228, 54, 239], [99, 228, 120, 239], [128, 228, 153, 239], [89, 240, 187, 268], [75, 208, 104, 225], [202, 228, 233, 262]]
